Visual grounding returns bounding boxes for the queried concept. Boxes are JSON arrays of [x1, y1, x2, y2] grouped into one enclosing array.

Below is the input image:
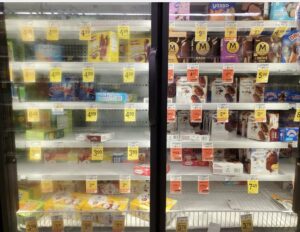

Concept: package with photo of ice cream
[[253, 36, 282, 63], [236, 3, 269, 20], [239, 77, 265, 103], [168, 32, 191, 63], [169, 2, 190, 21], [281, 30, 300, 63], [191, 36, 220, 63], [210, 77, 237, 103], [208, 2, 235, 21], [270, 2, 297, 20]]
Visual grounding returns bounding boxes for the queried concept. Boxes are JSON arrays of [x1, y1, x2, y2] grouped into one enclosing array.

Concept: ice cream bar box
[[26, 128, 64, 140]]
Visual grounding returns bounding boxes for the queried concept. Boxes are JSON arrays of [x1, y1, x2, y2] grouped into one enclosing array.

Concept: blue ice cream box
[[49, 76, 78, 101], [78, 82, 95, 101], [270, 3, 298, 20], [96, 92, 128, 103], [279, 127, 299, 142]]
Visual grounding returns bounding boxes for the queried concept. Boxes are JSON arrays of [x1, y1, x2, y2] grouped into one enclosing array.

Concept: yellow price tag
[[195, 24, 207, 42], [118, 25, 130, 40], [124, 108, 136, 122], [128, 144, 139, 161], [81, 215, 93, 232], [119, 176, 131, 194], [46, 24, 59, 41], [294, 108, 300, 122], [224, 22, 237, 41], [176, 217, 188, 232], [91, 145, 104, 161], [85, 108, 97, 122], [27, 108, 40, 122], [249, 26, 264, 37], [86, 176, 97, 194], [123, 67, 135, 83], [23, 67, 36, 83], [254, 104, 266, 123], [52, 215, 64, 232], [41, 179, 53, 193], [49, 67, 62, 83], [82, 67, 94, 83], [29, 147, 41, 161], [9, 64, 13, 82], [79, 23, 92, 41], [256, 66, 269, 83], [21, 25, 35, 42], [241, 214, 253, 232], [112, 216, 125, 232], [217, 105, 229, 123], [272, 26, 288, 38], [25, 217, 38, 232], [247, 179, 259, 194]]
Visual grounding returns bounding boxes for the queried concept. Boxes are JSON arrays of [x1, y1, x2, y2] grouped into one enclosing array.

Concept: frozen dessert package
[[44, 192, 85, 211], [130, 193, 177, 225], [270, 2, 297, 20], [168, 31, 191, 63], [81, 195, 128, 225], [96, 92, 128, 103], [88, 32, 119, 62], [25, 128, 64, 140], [208, 3, 235, 21], [271, 194, 292, 211], [18, 200, 44, 225], [210, 77, 237, 103], [44, 148, 78, 163], [241, 149, 279, 175], [253, 36, 282, 63], [78, 82, 96, 101], [49, 76, 79, 101], [239, 77, 265, 103], [169, 2, 190, 21], [220, 37, 253, 63], [176, 76, 207, 103], [191, 36, 220, 63], [34, 44, 62, 61], [281, 30, 300, 63], [235, 3, 269, 20], [75, 132, 114, 143], [182, 148, 210, 166], [128, 38, 151, 62]]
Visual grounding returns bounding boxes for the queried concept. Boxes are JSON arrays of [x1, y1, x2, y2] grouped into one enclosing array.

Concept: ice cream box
[[253, 36, 282, 63], [169, 2, 190, 21], [75, 132, 114, 143], [281, 30, 300, 63], [212, 161, 244, 175], [78, 82, 95, 101], [96, 92, 128, 103], [279, 127, 299, 142], [270, 2, 297, 20], [44, 148, 78, 163], [128, 38, 151, 62], [98, 181, 119, 195], [182, 148, 210, 166], [26, 128, 64, 140], [246, 112, 279, 142], [168, 32, 191, 63], [239, 77, 265, 103], [208, 2, 235, 21], [18, 200, 44, 224], [88, 32, 119, 62], [264, 89, 278, 102], [191, 36, 220, 63], [44, 192, 86, 211], [34, 44, 62, 61], [236, 3, 269, 20], [49, 76, 79, 101], [210, 77, 237, 103]]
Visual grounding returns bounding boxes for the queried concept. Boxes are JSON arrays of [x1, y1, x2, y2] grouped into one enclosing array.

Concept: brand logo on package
[[256, 42, 269, 56], [211, 3, 230, 9], [169, 42, 180, 54], [196, 42, 210, 55], [288, 32, 300, 41], [227, 41, 239, 53]]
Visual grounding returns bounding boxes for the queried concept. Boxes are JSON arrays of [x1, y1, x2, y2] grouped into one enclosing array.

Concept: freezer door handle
[[149, 48, 157, 126]]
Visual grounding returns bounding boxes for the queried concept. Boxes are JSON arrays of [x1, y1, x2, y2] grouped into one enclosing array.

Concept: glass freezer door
[[166, 1, 299, 231], [4, 3, 152, 231]]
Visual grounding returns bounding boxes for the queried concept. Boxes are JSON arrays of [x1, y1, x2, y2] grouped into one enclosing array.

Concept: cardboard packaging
[[169, 2, 190, 21], [281, 30, 300, 63], [128, 38, 151, 62], [168, 32, 191, 63], [270, 2, 297, 20], [208, 3, 235, 21], [239, 77, 265, 103], [88, 32, 119, 62], [191, 36, 220, 63], [210, 77, 237, 103], [236, 3, 269, 20], [253, 36, 282, 63]]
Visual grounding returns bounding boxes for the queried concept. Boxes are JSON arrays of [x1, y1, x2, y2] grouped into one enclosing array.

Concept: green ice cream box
[[26, 128, 64, 140]]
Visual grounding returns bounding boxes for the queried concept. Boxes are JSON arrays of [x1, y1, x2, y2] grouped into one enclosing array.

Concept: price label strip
[[86, 176, 98, 194], [195, 22, 207, 42], [21, 24, 35, 42], [86, 107, 98, 122], [29, 146, 42, 161], [222, 64, 234, 84], [23, 66, 36, 83], [49, 67, 62, 83], [256, 64, 269, 83], [127, 143, 139, 161], [46, 22, 59, 41], [176, 216, 188, 232], [198, 175, 209, 194], [124, 106, 136, 122], [248, 179, 259, 194], [82, 66, 95, 83], [119, 175, 131, 194], [170, 142, 182, 162], [81, 214, 93, 232], [112, 215, 125, 232], [202, 142, 214, 161], [51, 215, 64, 232], [217, 104, 229, 123], [25, 217, 38, 232], [118, 25, 130, 40], [27, 108, 40, 122], [91, 144, 104, 161], [272, 24, 288, 39], [190, 103, 203, 123], [41, 178, 53, 193], [52, 103, 64, 116], [249, 22, 264, 37], [241, 214, 253, 232], [167, 103, 176, 123], [170, 175, 182, 194], [224, 22, 237, 41], [79, 23, 92, 41], [168, 64, 174, 83], [294, 104, 300, 122], [187, 64, 199, 82], [123, 67, 135, 83], [254, 103, 266, 123]]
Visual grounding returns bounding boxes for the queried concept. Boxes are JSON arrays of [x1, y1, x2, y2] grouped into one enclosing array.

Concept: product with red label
[[182, 149, 210, 166], [134, 164, 170, 176], [281, 30, 300, 63]]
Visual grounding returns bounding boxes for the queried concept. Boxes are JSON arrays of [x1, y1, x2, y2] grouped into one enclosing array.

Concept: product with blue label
[[49, 76, 78, 101], [270, 3, 297, 20], [208, 3, 235, 21], [78, 82, 95, 101], [281, 30, 300, 63], [96, 92, 128, 103], [34, 44, 62, 61], [279, 127, 299, 142]]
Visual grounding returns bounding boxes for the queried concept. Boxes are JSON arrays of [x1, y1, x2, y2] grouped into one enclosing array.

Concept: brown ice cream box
[[168, 31, 191, 63], [253, 36, 282, 63]]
